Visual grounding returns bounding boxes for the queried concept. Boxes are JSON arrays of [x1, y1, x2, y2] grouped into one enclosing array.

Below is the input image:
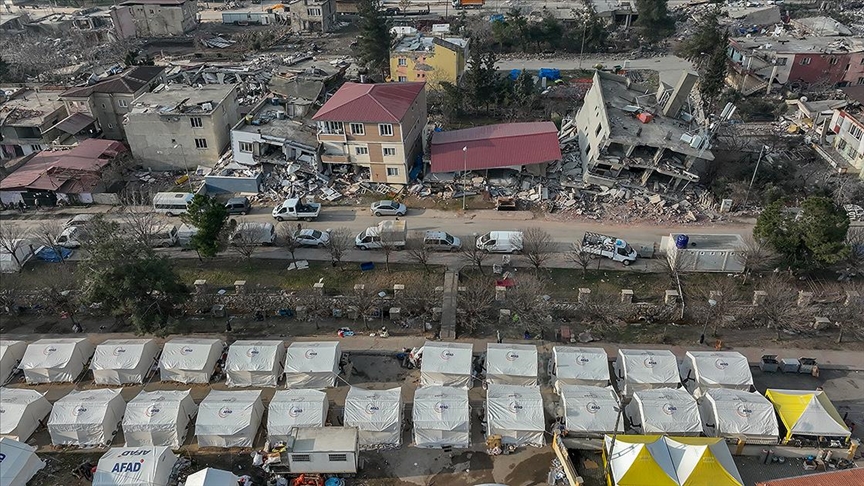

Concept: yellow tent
[[765, 389, 850, 442], [667, 437, 744, 486]]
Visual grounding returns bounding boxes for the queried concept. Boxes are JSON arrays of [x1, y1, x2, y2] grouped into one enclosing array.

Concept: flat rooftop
[[237, 105, 318, 148], [393, 35, 467, 53], [130, 84, 235, 116], [731, 35, 864, 54], [291, 426, 358, 453], [673, 234, 744, 250], [0, 88, 66, 127]]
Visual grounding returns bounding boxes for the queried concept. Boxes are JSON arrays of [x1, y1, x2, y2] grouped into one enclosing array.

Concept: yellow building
[[390, 35, 469, 89]]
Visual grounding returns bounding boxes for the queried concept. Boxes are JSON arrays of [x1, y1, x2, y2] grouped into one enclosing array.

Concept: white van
[[153, 192, 194, 216], [476, 231, 523, 253], [230, 222, 276, 246], [150, 225, 179, 247], [423, 231, 461, 251], [177, 224, 198, 248], [55, 226, 86, 248]]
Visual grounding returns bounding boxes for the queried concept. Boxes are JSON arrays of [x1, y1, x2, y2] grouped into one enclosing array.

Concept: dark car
[[225, 196, 251, 215]]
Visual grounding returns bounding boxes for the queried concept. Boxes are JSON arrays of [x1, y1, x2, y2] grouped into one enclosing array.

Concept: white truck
[[580, 231, 638, 265], [272, 198, 321, 222], [355, 220, 407, 250]]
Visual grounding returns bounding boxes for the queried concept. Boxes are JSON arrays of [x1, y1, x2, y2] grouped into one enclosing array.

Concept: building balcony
[[321, 153, 350, 164], [317, 130, 346, 143]]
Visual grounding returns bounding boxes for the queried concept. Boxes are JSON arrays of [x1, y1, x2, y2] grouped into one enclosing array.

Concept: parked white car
[[370, 200, 407, 217], [294, 229, 330, 247]]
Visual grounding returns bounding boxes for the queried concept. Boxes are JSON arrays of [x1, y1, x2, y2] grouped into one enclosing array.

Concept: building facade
[[288, 0, 336, 33], [124, 84, 240, 170], [828, 108, 864, 179], [60, 66, 165, 141], [0, 88, 69, 160], [390, 35, 468, 89], [111, 0, 198, 38], [312, 82, 426, 185]]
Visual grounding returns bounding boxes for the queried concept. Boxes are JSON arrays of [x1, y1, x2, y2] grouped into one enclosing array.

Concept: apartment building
[[0, 88, 85, 160], [312, 82, 426, 184], [826, 107, 864, 179], [390, 34, 468, 89], [111, 0, 198, 38], [288, 0, 336, 33]]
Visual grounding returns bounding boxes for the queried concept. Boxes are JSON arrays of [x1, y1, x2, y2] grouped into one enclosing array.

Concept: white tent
[[92, 446, 177, 486], [225, 340, 286, 387], [0, 388, 52, 442], [159, 338, 223, 384], [284, 341, 341, 388], [123, 390, 198, 448], [765, 389, 851, 441], [699, 389, 778, 444], [680, 351, 753, 399], [553, 346, 610, 391], [195, 390, 264, 448], [48, 389, 126, 446], [267, 389, 328, 443], [419, 341, 473, 388], [184, 468, 240, 486], [626, 388, 702, 436], [560, 385, 623, 437], [344, 386, 403, 447], [486, 384, 545, 447], [413, 386, 470, 448], [0, 437, 44, 486], [614, 349, 680, 397], [485, 343, 538, 386], [91, 339, 161, 386], [19, 338, 95, 384], [0, 340, 27, 384]]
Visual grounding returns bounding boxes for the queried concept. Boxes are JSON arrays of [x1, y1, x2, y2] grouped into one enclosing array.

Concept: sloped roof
[[0, 139, 126, 193], [54, 112, 97, 134], [430, 122, 562, 173], [756, 469, 864, 486], [312, 82, 425, 123], [60, 66, 164, 98]]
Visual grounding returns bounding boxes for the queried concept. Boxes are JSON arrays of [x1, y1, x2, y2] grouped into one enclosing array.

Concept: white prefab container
[[91, 339, 161, 386], [0, 340, 27, 384], [195, 390, 264, 448], [699, 388, 779, 445], [92, 446, 177, 486], [680, 351, 754, 399], [123, 390, 198, 448], [0, 388, 52, 442], [19, 338, 95, 384], [613, 349, 680, 398], [486, 384, 545, 447], [284, 342, 342, 389], [344, 387, 403, 447], [413, 386, 470, 448], [267, 389, 328, 443], [552, 347, 610, 391], [184, 468, 240, 486], [225, 340, 286, 387], [626, 388, 702, 436], [48, 389, 126, 447], [285, 427, 360, 475], [559, 385, 623, 438], [485, 343, 538, 386], [0, 437, 44, 486], [419, 341, 473, 388], [159, 338, 223, 384]]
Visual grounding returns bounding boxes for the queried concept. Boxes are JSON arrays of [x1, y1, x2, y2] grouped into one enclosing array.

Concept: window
[[398, 76, 407, 82], [239, 141, 253, 153], [800, 57, 811, 65], [118, 99, 128, 108], [775, 57, 787, 66], [307, 7, 321, 16], [319, 121, 343, 134], [595, 124, 602, 136], [387, 167, 399, 176], [355, 146, 369, 155], [291, 455, 311, 462], [383, 147, 396, 156], [190, 117, 203, 128], [107, 123, 114, 129], [858, 77, 864, 85], [850, 124, 863, 141], [349, 123, 365, 135], [30, 144, 41, 152], [194, 138, 208, 149], [397, 58, 407, 66], [328, 454, 348, 462], [828, 57, 838, 65], [379, 124, 393, 136]]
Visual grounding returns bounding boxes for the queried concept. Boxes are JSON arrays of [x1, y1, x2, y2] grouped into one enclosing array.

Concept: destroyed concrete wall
[[110, 0, 198, 39], [289, 0, 337, 34], [575, 71, 611, 174]]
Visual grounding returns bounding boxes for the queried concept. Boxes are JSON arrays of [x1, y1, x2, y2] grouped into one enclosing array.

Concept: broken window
[[239, 142, 253, 153]]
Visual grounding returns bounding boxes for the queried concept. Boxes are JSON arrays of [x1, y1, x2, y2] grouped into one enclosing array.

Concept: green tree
[[356, 0, 394, 78], [678, 8, 728, 112], [754, 198, 850, 269], [634, 0, 675, 41], [439, 81, 464, 120], [513, 70, 537, 109], [463, 48, 499, 112], [180, 194, 229, 259], [81, 218, 189, 334], [699, 38, 729, 113]]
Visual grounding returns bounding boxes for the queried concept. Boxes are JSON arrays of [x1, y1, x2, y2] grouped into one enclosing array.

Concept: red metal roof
[[430, 122, 562, 173], [756, 469, 864, 486], [0, 139, 126, 193], [312, 82, 425, 123]]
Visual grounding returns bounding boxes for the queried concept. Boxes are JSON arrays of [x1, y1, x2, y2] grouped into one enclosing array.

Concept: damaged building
[[574, 70, 711, 192], [111, 0, 198, 39], [287, 0, 336, 34]]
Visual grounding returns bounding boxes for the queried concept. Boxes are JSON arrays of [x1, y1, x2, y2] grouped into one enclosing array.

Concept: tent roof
[[413, 385, 469, 431], [420, 341, 473, 375], [604, 435, 678, 486], [225, 340, 283, 372], [765, 389, 850, 438], [0, 437, 43, 486], [49, 389, 123, 427], [93, 446, 177, 486], [702, 389, 778, 439], [160, 338, 221, 371], [344, 386, 402, 430], [268, 389, 328, 429], [486, 343, 538, 378], [91, 339, 157, 371], [20, 338, 92, 370], [184, 468, 240, 486], [285, 341, 341, 373], [486, 384, 545, 432], [632, 388, 701, 435], [0, 388, 49, 435], [560, 385, 623, 434], [684, 351, 753, 388], [554, 346, 610, 381], [666, 437, 744, 486], [196, 390, 262, 434], [617, 349, 679, 386], [123, 390, 196, 428]]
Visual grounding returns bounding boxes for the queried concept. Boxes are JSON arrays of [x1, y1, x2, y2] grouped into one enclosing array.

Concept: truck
[[355, 220, 407, 250], [272, 197, 321, 222], [580, 231, 638, 265], [452, 0, 483, 9]]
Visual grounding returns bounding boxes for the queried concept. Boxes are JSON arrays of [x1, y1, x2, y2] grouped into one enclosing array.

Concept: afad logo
[[113, 347, 127, 357], [0, 453, 6, 463], [144, 405, 160, 417], [440, 350, 455, 361], [661, 403, 678, 415], [288, 406, 304, 418], [736, 403, 754, 418], [180, 346, 194, 356], [112, 460, 145, 473], [508, 401, 524, 413], [505, 351, 520, 361], [714, 359, 730, 370], [434, 402, 449, 414], [72, 406, 88, 416], [364, 403, 380, 415], [246, 348, 260, 358], [643, 357, 658, 368], [218, 406, 233, 418], [585, 402, 602, 414], [305, 350, 318, 359], [43, 346, 58, 355], [575, 355, 590, 366]]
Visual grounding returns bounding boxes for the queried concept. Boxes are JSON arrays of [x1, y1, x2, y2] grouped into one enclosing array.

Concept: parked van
[[225, 196, 251, 215], [55, 226, 86, 248], [64, 214, 96, 228], [230, 222, 276, 246], [423, 231, 461, 251], [153, 192, 194, 216], [475, 231, 523, 253], [177, 224, 199, 248], [149, 225, 179, 248]]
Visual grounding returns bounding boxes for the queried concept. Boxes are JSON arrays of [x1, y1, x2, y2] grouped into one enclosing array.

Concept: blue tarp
[[539, 68, 561, 80], [35, 246, 72, 262], [490, 14, 504, 22], [509, 69, 522, 80]]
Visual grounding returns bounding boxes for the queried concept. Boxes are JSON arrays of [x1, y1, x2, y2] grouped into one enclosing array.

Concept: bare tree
[[278, 223, 302, 264], [456, 275, 496, 336], [395, 274, 441, 319], [736, 235, 779, 284], [406, 232, 432, 273], [34, 221, 68, 264], [462, 234, 488, 274], [844, 227, 864, 275], [521, 227, 554, 272], [749, 274, 805, 340], [229, 227, 261, 260], [567, 242, 596, 276], [507, 274, 552, 336], [326, 227, 353, 269], [0, 223, 30, 271], [688, 276, 743, 339], [345, 278, 383, 331], [119, 190, 164, 248], [379, 229, 403, 273]]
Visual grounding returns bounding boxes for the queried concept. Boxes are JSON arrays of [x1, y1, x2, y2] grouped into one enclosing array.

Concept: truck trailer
[[580, 232, 638, 265], [355, 220, 407, 250]]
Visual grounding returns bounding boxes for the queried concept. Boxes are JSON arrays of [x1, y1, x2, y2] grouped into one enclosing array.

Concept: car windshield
[[310, 230, 322, 239], [445, 234, 454, 244]]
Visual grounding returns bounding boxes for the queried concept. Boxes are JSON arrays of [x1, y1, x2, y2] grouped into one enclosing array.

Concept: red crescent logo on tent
[[43, 346, 57, 355], [661, 403, 677, 415], [440, 350, 454, 361], [505, 352, 519, 361], [113, 347, 126, 356], [305, 350, 318, 359], [180, 346, 194, 355], [643, 357, 658, 368], [714, 359, 729, 370], [585, 402, 601, 414]]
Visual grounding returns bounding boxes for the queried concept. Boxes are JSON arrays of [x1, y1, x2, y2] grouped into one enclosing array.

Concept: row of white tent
[[1, 338, 341, 387]]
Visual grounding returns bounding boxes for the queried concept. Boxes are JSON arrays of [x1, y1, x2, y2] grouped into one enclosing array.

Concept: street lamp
[[462, 146, 468, 210], [743, 145, 769, 208], [700, 298, 717, 345], [173, 143, 192, 191]]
